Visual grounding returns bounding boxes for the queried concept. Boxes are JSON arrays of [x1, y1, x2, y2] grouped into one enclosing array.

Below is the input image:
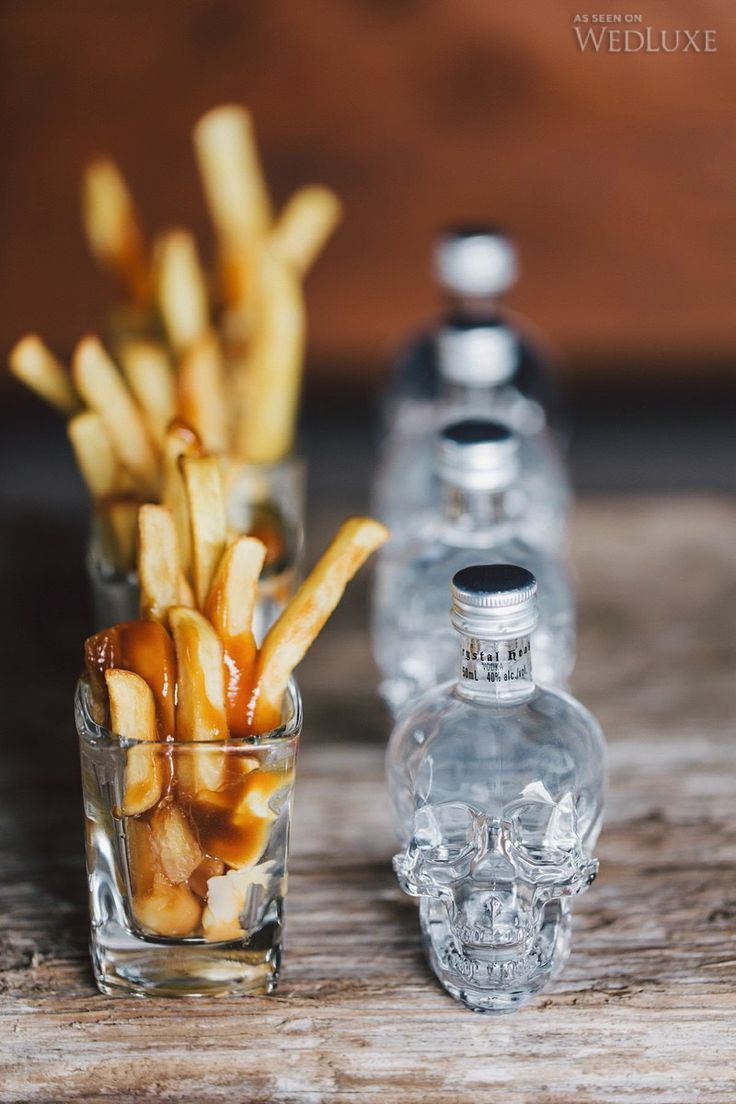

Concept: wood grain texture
[[1, 496, 736, 1101]]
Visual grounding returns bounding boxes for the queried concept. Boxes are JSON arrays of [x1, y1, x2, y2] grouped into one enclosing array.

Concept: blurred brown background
[[2, 0, 735, 386]]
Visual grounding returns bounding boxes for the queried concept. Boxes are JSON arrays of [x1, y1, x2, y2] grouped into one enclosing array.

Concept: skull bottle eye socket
[[509, 794, 580, 866], [414, 801, 480, 863]]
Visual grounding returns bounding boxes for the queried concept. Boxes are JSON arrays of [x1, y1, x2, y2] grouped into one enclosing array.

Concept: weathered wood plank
[[1, 496, 735, 1102]]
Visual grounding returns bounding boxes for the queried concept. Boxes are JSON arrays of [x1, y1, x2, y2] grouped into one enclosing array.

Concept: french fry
[[181, 455, 228, 609], [249, 517, 389, 732], [271, 185, 342, 276], [188, 855, 225, 900], [195, 767, 289, 869], [96, 498, 140, 575], [138, 504, 191, 624], [148, 800, 203, 884], [161, 420, 203, 578], [8, 334, 79, 416], [81, 158, 149, 305], [156, 229, 209, 353], [118, 340, 176, 446], [205, 536, 266, 735], [72, 335, 159, 498], [105, 668, 162, 816], [85, 619, 178, 739], [170, 607, 228, 742], [218, 245, 257, 319], [127, 818, 202, 937], [170, 609, 228, 796], [68, 410, 124, 499], [193, 105, 272, 253], [177, 330, 230, 452], [235, 250, 305, 464]]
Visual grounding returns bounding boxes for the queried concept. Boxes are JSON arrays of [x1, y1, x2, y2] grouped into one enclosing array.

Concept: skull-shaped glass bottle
[[386, 564, 605, 1014], [372, 419, 575, 716]]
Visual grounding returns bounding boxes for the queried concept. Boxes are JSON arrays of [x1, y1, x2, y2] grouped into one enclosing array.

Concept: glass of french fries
[[76, 488, 388, 995], [77, 672, 301, 997], [10, 103, 342, 634]]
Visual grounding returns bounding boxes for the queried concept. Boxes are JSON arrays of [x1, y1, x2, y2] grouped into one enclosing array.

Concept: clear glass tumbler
[[225, 455, 306, 640], [86, 529, 140, 629], [77, 676, 302, 997], [85, 456, 306, 634]]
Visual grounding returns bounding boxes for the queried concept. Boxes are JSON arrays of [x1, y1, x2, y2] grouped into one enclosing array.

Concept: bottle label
[[460, 636, 532, 689]]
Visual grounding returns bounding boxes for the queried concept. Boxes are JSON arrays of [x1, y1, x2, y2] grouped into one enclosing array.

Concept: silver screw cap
[[437, 319, 517, 387], [435, 226, 518, 297], [436, 419, 519, 491], [451, 564, 538, 636]]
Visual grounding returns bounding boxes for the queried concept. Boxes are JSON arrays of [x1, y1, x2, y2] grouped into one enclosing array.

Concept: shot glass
[[85, 455, 306, 635], [77, 675, 301, 997], [86, 527, 140, 630], [224, 454, 306, 639]]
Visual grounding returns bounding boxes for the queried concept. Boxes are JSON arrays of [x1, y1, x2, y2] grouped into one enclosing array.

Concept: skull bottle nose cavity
[[468, 818, 515, 885]]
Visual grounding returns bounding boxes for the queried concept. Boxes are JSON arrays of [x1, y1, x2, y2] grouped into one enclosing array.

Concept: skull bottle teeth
[[386, 563, 606, 1015]]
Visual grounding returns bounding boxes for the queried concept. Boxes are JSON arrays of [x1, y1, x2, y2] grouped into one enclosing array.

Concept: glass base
[[91, 919, 282, 998]]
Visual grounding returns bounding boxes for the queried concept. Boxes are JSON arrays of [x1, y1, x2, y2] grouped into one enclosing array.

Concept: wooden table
[[1, 496, 735, 1102]]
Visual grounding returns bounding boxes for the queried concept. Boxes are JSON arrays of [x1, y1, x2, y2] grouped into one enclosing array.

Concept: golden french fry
[[85, 620, 178, 739], [9, 334, 79, 416], [96, 498, 140, 575], [171, 604, 228, 759], [249, 517, 389, 732], [105, 668, 162, 816], [118, 340, 176, 446], [193, 105, 272, 252], [205, 536, 266, 735], [170, 606, 229, 793], [170, 607, 228, 741], [188, 855, 225, 900], [134, 878, 202, 938], [271, 185, 342, 275], [177, 330, 230, 452], [138, 504, 191, 624], [148, 801, 203, 884], [68, 410, 124, 499], [218, 246, 257, 318], [82, 158, 149, 305], [128, 819, 202, 937], [181, 455, 228, 609], [235, 250, 305, 464], [72, 336, 159, 498], [156, 229, 209, 353], [161, 421, 203, 577], [194, 767, 291, 871]]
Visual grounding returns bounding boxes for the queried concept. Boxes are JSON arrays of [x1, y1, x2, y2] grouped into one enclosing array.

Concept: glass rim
[[75, 674, 302, 750]]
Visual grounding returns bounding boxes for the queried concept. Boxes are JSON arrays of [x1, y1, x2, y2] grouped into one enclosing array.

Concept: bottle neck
[[456, 630, 535, 704], [444, 292, 502, 317], [439, 379, 509, 406], [441, 484, 516, 531]]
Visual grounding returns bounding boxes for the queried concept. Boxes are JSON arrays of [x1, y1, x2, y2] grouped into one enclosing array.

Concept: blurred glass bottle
[[372, 318, 570, 549], [372, 420, 575, 716], [381, 225, 566, 437]]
